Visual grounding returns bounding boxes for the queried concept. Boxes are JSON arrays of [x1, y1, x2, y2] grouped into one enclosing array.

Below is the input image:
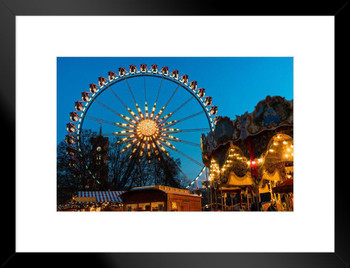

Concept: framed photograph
[[1, 1, 345, 267]]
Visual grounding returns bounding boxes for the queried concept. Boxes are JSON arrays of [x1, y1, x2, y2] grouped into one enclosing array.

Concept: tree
[[57, 129, 187, 204], [57, 141, 78, 204], [57, 129, 96, 203]]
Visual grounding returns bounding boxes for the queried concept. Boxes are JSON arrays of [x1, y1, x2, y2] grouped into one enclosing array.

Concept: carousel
[[201, 95, 293, 211]]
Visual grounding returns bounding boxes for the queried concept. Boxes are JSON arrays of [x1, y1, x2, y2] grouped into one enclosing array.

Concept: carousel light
[[269, 149, 274, 152]]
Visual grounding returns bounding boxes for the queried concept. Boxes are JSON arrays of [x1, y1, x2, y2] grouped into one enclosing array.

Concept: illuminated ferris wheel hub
[[138, 119, 158, 137]]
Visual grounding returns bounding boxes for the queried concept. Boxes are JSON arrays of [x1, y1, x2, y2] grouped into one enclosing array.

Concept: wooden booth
[[120, 185, 202, 211]]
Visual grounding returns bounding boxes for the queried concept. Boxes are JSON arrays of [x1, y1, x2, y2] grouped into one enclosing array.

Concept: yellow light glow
[[138, 119, 158, 137]]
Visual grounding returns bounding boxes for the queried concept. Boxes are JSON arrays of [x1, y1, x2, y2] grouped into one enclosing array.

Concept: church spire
[[99, 121, 102, 136]]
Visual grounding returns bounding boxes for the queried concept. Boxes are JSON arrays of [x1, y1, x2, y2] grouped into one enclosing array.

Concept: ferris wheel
[[65, 64, 218, 189]]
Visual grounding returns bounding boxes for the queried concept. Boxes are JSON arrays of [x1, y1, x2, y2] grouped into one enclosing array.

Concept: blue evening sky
[[57, 57, 293, 181]]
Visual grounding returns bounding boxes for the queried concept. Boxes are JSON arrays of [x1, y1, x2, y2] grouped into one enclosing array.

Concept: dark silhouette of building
[[89, 125, 109, 190]]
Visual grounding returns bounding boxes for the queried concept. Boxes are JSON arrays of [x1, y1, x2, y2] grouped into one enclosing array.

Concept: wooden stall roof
[[129, 185, 200, 197]]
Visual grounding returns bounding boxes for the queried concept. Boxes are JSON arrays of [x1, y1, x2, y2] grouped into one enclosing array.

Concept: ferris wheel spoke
[[102, 132, 131, 137], [158, 147, 192, 184], [164, 84, 180, 109], [111, 130, 137, 137], [159, 140, 203, 167], [162, 128, 210, 134], [138, 141, 147, 158], [124, 77, 137, 105], [114, 122, 134, 130], [153, 84, 181, 122], [128, 138, 144, 160], [149, 77, 166, 119], [172, 96, 194, 114], [153, 106, 166, 122], [157, 96, 194, 124], [150, 102, 157, 119], [152, 138, 191, 184], [85, 115, 116, 126], [107, 86, 128, 111], [143, 76, 147, 103], [151, 136, 167, 158], [165, 138, 201, 148], [121, 137, 138, 153], [94, 99, 121, 117], [176, 110, 205, 124], [154, 139, 169, 157], [160, 111, 205, 128], [94, 99, 137, 126], [107, 86, 139, 122], [119, 141, 143, 188], [115, 136, 136, 144], [145, 142, 152, 160], [159, 133, 179, 141], [147, 137, 159, 158], [155, 76, 164, 104]]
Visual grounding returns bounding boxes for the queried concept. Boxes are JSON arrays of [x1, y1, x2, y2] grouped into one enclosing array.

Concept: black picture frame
[[0, 1, 346, 267]]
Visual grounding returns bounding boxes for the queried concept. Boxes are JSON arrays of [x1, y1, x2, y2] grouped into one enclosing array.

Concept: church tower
[[89, 125, 109, 190]]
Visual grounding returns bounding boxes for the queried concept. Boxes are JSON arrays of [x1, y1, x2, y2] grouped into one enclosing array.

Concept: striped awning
[[77, 191, 124, 203]]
